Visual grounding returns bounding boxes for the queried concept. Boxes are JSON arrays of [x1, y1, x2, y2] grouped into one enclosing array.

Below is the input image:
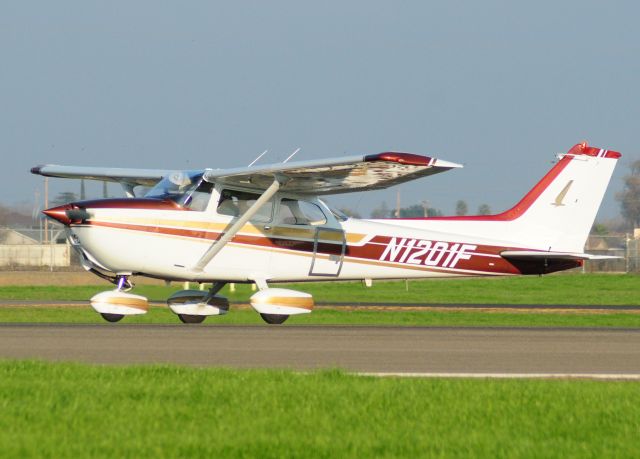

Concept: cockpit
[[144, 171, 213, 211], [144, 171, 351, 222]]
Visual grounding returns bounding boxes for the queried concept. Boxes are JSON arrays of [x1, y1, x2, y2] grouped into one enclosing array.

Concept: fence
[[584, 234, 639, 273], [0, 227, 639, 273], [0, 226, 70, 268]]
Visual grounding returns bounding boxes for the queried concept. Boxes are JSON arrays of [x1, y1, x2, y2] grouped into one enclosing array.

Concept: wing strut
[[192, 177, 284, 272]]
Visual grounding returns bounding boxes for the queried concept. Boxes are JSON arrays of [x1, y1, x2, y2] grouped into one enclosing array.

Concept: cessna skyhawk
[[33, 142, 620, 324]]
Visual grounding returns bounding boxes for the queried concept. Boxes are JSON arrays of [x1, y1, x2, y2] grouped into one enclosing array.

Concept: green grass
[[0, 360, 638, 458], [1, 274, 640, 305], [1, 306, 640, 328], [2, 273, 639, 328]]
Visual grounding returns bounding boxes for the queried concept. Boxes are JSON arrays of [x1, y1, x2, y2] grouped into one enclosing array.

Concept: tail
[[412, 142, 621, 253], [502, 142, 620, 252]]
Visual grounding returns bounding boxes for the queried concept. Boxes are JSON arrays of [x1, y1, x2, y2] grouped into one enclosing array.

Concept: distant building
[[0, 228, 38, 245]]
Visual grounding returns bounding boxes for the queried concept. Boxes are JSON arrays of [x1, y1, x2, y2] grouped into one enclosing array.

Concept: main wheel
[[101, 313, 124, 323], [260, 313, 289, 325], [178, 314, 207, 324]]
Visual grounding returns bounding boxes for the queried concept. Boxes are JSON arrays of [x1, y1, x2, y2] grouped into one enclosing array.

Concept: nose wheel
[[101, 313, 125, 323]]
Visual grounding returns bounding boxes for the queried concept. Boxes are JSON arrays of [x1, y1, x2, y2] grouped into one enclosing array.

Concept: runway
[[1, 324, 639, 376]]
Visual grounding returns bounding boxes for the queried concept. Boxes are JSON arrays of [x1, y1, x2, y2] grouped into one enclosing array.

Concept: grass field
[[0, 361, 638, 458], [2, 273, 640, 328], [1, 306, 640, 328], [1, 273, 640, 305]]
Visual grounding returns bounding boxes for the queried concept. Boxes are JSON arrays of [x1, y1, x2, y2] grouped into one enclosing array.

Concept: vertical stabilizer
[[391, 142, 621, 254], [504, 143, 620, 252]]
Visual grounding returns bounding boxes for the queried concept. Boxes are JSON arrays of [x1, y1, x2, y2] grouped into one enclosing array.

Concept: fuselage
[[51, 186, 578, 284]]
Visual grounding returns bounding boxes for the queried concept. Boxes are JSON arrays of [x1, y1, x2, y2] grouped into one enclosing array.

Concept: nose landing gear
[[91, 274, 149, 323]]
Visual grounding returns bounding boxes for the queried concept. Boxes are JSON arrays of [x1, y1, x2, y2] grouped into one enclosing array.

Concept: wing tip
[[433, 158, 463, 169]]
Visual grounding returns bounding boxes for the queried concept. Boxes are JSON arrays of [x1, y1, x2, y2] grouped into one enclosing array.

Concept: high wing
[[203, 152, 462, 195], [31, 151, 462, 196], [30, 165, 173, 187]]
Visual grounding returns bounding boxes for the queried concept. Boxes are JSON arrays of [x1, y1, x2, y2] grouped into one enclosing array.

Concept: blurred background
[[1, 0, 639, 270]]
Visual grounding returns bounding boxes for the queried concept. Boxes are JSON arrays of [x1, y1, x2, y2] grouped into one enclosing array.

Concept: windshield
[[145, 172, 213, 210]]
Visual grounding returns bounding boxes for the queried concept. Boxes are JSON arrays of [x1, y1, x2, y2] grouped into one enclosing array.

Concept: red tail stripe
[[567, 142, 621, 159], [393, 155, 571, 222], [391, 143, 620, 223]]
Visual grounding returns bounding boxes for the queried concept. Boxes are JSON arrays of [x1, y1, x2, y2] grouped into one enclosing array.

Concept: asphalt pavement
[[1, 324, 638, 376]]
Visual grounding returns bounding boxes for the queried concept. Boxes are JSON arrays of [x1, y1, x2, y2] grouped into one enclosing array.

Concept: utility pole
[[395, 190, 401, 217], [34, 189, 41, 242], [44, 177, 49, 243], [421, 200, 429, 217]]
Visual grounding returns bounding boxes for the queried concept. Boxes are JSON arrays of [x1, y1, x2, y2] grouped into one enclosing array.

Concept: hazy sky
[[2, 1, 638, 219]]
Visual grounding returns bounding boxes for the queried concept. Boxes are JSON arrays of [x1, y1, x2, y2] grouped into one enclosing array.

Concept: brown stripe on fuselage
[[76, 198, 188, 211]]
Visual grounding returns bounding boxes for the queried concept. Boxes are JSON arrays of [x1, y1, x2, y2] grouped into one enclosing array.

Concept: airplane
[[32, 141, 620, 324]]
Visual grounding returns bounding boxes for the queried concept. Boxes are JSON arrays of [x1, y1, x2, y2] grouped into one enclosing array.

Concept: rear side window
[[279, 199, 327, 226], [217, 189, 273, 222]]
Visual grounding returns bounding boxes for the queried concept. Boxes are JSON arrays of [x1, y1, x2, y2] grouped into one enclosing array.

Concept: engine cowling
[[250, 288, 314, 316]]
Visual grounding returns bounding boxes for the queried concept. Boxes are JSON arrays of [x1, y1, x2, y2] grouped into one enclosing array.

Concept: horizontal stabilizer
[[501, 250, 620, 261]]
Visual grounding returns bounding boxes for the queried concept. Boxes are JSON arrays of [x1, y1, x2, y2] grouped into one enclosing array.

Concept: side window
[[217, 189, 273, 222], [182, 181, 214, 211], [279, 199, 327, 226]]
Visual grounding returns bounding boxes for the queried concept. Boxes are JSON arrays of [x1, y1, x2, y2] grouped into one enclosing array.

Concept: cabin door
[[309, 227, 346, 277]]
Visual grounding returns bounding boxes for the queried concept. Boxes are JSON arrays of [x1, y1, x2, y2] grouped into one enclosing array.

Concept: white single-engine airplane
[[33, 142, 620, 324]]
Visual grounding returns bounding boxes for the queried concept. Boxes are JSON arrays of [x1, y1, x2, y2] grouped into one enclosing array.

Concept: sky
[[2, 1, 638, 220]]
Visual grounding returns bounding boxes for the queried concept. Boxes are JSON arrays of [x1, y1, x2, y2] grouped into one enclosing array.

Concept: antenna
[[283, 147, 301, 163], [248, 150, 268, 167]]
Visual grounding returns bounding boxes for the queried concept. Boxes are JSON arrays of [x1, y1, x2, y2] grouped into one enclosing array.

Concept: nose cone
[[42, 204, 73, 225]]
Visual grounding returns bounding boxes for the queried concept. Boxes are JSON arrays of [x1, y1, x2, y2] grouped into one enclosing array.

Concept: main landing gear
[[259, 313, 290, 325], [250, 286, 314, 325]]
